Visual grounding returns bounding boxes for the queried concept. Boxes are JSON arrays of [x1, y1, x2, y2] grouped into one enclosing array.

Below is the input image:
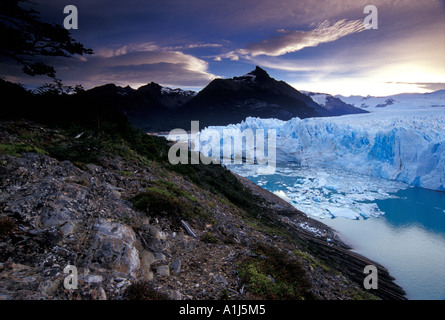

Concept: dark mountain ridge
[[176, 66, 322, 128], [83, 66, 367, 131]]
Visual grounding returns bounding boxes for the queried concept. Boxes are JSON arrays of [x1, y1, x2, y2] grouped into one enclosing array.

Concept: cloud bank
[[44, 43, 217, 89]]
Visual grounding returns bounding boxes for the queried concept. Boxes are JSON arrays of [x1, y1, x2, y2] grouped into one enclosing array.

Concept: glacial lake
[[227, 163, 445, 300]]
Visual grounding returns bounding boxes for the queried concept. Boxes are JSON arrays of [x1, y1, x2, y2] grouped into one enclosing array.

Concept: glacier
[[192, 105, 445, 191]]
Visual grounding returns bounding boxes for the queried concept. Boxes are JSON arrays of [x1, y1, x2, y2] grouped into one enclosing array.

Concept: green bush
[[0, 143, 48, 157], [131, 185, 206, 223], [132, 189, 183, 217], [239, 243, 316, 300], [201, 231, 219, 244]]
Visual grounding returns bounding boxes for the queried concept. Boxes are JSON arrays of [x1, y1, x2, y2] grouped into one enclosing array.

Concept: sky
[[2, 0, 445, 96]]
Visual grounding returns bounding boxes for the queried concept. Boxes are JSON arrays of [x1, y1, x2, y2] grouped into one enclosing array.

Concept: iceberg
[[193, 106, 445, 191], [228, 163, 407, 219]]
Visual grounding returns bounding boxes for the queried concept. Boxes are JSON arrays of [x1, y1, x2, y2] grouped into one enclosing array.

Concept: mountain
[[83, 66, 368, 131], [85, 83, 197, 131], [337, 90, 445, 111], [136, 82, 197, 109], [175, 66, 322, 128], [301, 91, 368, 116]]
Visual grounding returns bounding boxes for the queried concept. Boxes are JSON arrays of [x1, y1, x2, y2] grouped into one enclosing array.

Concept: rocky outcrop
[[0, 151, 254, 299], [0, 152, 146, 299]]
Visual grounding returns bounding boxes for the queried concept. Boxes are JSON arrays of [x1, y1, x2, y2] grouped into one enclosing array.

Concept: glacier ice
[[228, 163, 408, 219], [193, 105, 445, 191]]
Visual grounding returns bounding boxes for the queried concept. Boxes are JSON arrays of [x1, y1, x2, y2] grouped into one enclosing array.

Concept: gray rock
[[95, 222, 140, 276], [169, 290, 183, 300], [171, 259, 181, 275], [214, 274, 228, 286], [38, 278, 62, 297], [97, 286, 107, 300], [87, 275, 104, 284], [157, 265, 170, 277], [139, 250, 155, 281], [154, 252, 166, 261], [60, 220, 77, 236], [181, 220, 197, 238]]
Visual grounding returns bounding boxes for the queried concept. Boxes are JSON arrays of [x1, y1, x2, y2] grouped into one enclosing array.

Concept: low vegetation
[[0, 142, 48, 157], [238, 243, 316, 300]]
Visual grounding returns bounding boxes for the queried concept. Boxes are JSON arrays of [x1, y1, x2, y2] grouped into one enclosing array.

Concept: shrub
[[132, 189, 183, 217], [0, 143, 48, 157], [201, 231, 219, 244], [238, 243, 316, 300], [131, 187, 205, 223]]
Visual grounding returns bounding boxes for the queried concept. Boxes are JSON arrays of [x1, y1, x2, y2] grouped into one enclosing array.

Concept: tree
[[0, 0, 93, 79]]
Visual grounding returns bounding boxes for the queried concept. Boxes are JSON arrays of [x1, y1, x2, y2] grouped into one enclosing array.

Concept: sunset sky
[[3, 0, 445, 96]]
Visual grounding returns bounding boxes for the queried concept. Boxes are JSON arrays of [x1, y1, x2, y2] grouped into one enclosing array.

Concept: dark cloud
[[58, 49, 216, 88], [1, 46, 216, 89]]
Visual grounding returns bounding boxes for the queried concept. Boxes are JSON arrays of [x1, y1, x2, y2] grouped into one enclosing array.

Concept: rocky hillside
[[0, 118, 406, 300]]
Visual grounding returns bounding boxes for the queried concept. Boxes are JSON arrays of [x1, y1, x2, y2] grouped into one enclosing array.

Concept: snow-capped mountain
[[160, 86, 197, 97], [301, 91, 368, 116], [337, 90, 445, 111], [136, 82, 196, 109]]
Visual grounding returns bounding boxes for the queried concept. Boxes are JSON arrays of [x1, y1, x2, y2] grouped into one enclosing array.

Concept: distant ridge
[[302, 91, 369, 116]]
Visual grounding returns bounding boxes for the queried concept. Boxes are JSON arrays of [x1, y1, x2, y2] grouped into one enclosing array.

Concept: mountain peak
[[248, 66, 270, 79], [233, 66, 272, 84]]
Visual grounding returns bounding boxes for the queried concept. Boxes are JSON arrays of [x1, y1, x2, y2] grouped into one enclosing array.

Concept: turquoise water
[[323, 188, 445, 300], [376, 188, 445, 235], [228, 163, 445, 300]]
